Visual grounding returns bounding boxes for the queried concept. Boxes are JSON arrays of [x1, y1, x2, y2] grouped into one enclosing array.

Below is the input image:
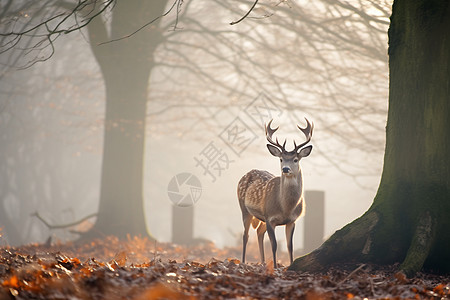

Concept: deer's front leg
[[285, 222, 295, 264], [266, 221, 278, 268]]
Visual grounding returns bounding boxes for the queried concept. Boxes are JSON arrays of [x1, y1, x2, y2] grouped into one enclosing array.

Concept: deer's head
[[265, 119, 313, 177]]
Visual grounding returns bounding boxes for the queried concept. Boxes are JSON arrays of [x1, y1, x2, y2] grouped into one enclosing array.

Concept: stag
[[237, 119, 313, 268]]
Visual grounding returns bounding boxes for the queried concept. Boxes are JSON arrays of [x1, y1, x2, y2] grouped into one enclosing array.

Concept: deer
[[237, 118, 313, 268]]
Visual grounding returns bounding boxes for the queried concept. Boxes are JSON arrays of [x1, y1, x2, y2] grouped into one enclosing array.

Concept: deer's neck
[[279, 171, 303, 208]]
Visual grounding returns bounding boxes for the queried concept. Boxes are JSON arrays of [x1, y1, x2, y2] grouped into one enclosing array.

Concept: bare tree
[[0, 59, 102, 244], [149, 0, 390, 182], [1, 0, 174, 240]]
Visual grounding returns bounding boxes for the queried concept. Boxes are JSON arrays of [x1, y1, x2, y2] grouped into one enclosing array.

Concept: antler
[[294, 118, 314, 152], [265, 119, 287, 151]]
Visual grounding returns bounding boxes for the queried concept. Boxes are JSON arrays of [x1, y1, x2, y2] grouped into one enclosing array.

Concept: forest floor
[[0, 236, 449, 299]]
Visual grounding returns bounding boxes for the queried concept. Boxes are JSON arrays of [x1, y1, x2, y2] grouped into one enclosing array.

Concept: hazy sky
[[0, 0, 390, 250]]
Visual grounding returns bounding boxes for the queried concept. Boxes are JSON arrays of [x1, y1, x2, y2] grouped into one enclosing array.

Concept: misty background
[[0, 0, 390, 253]]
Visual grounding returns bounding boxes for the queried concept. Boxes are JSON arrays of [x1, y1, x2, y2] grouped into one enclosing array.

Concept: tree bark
[[80, 1, 167, 240], [290, 0, 450, 275]]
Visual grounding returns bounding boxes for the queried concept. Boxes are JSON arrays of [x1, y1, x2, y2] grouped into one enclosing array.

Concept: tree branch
[[98, 0, 182, 45], [230, 0, 259, 25]]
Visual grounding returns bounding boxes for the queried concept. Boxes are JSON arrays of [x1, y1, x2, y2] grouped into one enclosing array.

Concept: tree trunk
[[80, 1, 167, 240], [290, 0, 450, 275]]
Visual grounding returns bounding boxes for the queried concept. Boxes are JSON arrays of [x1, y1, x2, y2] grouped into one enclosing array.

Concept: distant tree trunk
[[81, 1, 167, 239], [290, 0, 450, 275], [0, 208, 22, 245]]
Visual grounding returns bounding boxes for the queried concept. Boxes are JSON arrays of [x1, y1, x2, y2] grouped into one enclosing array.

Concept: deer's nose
[[282, 167, 291, 173]]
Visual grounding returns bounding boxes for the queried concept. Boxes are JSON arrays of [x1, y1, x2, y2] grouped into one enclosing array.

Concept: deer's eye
[[280, 158, 283, 162], [294, 158, 299, 163]]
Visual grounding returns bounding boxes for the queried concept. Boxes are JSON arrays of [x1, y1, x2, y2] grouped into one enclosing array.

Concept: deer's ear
[[298, 145, 312, 158], [267, 144, 282, 157]]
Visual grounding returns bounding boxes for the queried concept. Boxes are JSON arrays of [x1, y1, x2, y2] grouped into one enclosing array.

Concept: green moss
[[400, 211, 435, 277]]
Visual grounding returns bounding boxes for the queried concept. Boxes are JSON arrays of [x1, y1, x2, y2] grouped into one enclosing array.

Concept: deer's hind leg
[[241, 211, 253, 264], [256, 221, 266, 264]]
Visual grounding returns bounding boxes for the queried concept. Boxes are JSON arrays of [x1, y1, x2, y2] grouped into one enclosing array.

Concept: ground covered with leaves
[[1, 236, 449, 299]]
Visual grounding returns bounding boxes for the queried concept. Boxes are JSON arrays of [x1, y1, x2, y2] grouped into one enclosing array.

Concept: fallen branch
[[31, 211, 97, 230]]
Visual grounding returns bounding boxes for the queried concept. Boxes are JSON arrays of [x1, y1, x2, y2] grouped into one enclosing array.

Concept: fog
[[0, 0, 391, 253]]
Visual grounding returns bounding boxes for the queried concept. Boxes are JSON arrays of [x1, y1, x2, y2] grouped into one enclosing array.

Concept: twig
[[369, 276, 376, 297], [230, 0, 259, 25], [337, 264, 366, 285]]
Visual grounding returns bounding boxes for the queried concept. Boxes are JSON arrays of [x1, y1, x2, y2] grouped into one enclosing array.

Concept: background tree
[[290, 0, 450, 275], [81, 1, 168, 239], [0, 64, 102, 245], [1, 0, 171, 240], [152, 0, 390, 180]]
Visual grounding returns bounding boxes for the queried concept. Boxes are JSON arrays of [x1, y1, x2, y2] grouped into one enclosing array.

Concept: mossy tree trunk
[[80, 1, 167, 240], [290, 0, 450, 275]]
